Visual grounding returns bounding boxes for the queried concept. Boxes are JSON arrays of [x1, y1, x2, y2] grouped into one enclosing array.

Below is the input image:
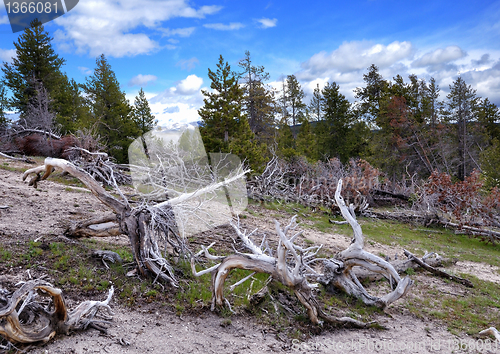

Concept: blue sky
[[1, 0, 500, 127]]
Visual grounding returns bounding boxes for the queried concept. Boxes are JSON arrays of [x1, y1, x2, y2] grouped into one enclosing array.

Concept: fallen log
[[0, 151, 35, 164], [404, 249, 473, 288], [65, 214, 120, 238]]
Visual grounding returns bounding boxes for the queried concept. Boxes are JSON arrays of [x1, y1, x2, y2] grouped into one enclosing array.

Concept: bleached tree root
[[193, 179, 413, 326], [318, 180, 413, 309], [0, 280, 113, 344]]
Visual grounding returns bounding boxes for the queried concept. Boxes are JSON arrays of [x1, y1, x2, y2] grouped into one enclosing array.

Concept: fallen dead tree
[[0, 280, 113, 345], [23, 156, 247, 287], [192, 180, 413, 326], [22, 127, 249, 287]]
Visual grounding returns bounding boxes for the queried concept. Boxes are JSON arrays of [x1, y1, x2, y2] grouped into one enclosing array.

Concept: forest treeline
[[199, 53, 500, 189], [1, 21, 500, 189]]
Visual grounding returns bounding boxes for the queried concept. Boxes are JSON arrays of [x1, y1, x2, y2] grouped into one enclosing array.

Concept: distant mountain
[[158, 121, 201, 131]]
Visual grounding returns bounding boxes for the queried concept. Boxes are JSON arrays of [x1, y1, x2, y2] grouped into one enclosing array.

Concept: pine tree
[[478, 98, 500, 143], [1, 19, 65, 119], [321, 82, 354, 162], [445, 77, 478, 180], [276, 117, 297, 160], [354, 64, 388, 125], [0, 85, 9, 130], [133, 88, 157, 135], [420, 77, 441, 129], [296, 119, 316, 161], [52, 75, 88, 134], [308, 83, 323, 121], [198, 55, 266, 171], [235, 51, 275, 143], [81, 54, 138, 163], [283, 75, 306, 126], [480, 138, 500, 188]]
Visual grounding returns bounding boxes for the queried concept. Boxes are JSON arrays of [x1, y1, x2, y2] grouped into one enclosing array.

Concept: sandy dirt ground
[[0, 158, 499, 354]]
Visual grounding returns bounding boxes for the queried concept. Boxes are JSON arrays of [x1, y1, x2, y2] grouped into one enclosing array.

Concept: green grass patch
[[353, 218, 500, 268], [406, 276, 500, 335], [0, 164, 27, 173]]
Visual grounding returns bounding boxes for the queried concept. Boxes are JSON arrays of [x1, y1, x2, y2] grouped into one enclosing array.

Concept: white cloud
[[148, 75, 205, 127], [149, 75, 203, 102], [176, 57, 199, 71], [458, 58, 500, 104], [412, 46, 467, 68], [128, 74, 158, 87], [149, 102, 201, 127], [300, 40, 415, 78], [175, 75, 203, 95], [0, 49, 16, 63], [78, 66, 93, 75], [257, 18, 277, 28], [0, 15, 8, 25], [296, 41, 500, 106], [53, 0, 222, 57], [159, 27, 196, 37], [203, 22, 245, 31]]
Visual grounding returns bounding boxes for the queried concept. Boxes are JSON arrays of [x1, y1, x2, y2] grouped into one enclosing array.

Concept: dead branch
[[0, 280, 113, 344], [352, 252, 448, 283], [9, 128, 61, 140], [403, 249, 473, 287], [23, 158, 126, 212], [65, 214, 120, 238], [0, 151, 35, 164], [68, 147, 132, 186]]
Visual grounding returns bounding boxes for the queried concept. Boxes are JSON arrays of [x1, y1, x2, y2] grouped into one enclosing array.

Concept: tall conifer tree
[[81, 54, 138, 163], [133, 88, 157, 135], [199, 55, 266, 171], [1, 19, 64, 118]]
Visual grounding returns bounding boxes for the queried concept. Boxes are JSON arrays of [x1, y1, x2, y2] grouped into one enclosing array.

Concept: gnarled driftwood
[[0, 280, 113, 344]]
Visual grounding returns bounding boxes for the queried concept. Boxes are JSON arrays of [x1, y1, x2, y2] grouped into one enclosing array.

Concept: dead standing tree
[[193, 179, 413, 326]]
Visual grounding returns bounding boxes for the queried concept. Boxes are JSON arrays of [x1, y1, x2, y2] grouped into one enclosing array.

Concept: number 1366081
[[5, 2, 59, 14]]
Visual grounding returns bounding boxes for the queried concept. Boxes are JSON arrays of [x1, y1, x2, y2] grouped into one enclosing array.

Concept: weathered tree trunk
[[23, 157, 248, 287]]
